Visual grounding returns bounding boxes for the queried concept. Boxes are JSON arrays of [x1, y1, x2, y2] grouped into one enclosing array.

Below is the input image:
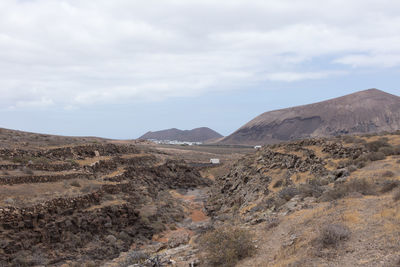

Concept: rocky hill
[[219, 89, 400, 145], [206, 132, 400, 266], [139, 127, 223, 142], [0, 127, 110, 148]]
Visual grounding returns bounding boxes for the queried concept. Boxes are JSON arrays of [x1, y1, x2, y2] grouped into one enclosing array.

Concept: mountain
[[219, 89, 400, 145], [139, 127, 223, 142]]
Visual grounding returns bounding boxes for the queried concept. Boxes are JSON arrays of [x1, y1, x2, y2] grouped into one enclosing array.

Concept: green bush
[[199, 226, 255, 267]]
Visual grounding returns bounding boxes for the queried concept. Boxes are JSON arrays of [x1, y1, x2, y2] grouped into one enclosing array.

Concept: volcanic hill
[[139, 127, 223, 142], [219, 89, 400, 145]]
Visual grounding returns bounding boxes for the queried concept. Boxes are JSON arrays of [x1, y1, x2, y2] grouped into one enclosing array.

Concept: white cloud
[[334, 54, 400, 68], [11, 97, 54, 109], [1, 0, 400, 108], [265, 71, 348, 82]]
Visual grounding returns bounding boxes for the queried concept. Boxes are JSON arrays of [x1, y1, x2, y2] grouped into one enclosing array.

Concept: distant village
[[148, 139, 203, 146]]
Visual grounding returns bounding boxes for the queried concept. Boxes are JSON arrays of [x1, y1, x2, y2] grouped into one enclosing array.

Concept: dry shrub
[[342, 135, 357, 144], [364, 152, 386, 161], [353, 157, 367, 169], [365, 139, 389, 152], [102, 194, 114, 201], [319, 223, 350, 247], [23, 168, 34, 175], [320, 178, 376, 201], [70, 180, 81, 187], [382, 170, 395, 178], [265, 217, 280, 230], [278, 186, 299, 201], [320, 187, 347, 201], [119, 251, 149, 267], [393, 189, 400, 202], [81, 184, 101, 193], [337, 159, 359, 171], [345, 178, 376, 195], [199, 226, 255, 267], [297, 183, 324, 198], [379, 146, 395, 156], [273, 179, 283, 188], [381, 180, 400, 193], [347, 165, 357, 173], [84, 261, 97, 267]]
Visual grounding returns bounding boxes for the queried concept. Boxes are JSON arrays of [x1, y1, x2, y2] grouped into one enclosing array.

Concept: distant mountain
[[139, 127, 223, 142], [219, 89, 400, 145]]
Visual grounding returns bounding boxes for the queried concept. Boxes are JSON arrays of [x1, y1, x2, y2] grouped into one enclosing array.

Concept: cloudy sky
[[1, 0, 400, 138]]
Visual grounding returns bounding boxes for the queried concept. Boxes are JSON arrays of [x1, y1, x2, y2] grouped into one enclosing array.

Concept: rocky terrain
[[0, 142, 216, 266], [1, 128, 400, 266], [219, 89, 400, 145], [206, 132, 400, 266], [139, 127, 223, 142]]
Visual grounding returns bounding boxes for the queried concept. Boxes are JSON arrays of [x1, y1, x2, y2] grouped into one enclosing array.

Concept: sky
[[1, 0, 400, 139]]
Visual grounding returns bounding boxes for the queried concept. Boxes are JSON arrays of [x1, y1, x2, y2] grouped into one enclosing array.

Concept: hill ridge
[[219, 88, 400, 145], [139, 127, 223, 142]]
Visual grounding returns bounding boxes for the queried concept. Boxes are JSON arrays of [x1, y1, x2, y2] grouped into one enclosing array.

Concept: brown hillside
[[0, 127, 110, 148], [205, 132, 400, 266], [139, 127, 223, 142], [220, 89, 400, 145]]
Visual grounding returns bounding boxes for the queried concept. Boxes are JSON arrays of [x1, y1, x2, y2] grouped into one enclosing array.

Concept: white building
[[254, 145, 262, 149], [210, 158, 220, 164]]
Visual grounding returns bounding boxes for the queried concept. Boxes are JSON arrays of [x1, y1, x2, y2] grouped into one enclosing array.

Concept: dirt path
[[102, 186, 211, 267], [155, 187, 210, 266]]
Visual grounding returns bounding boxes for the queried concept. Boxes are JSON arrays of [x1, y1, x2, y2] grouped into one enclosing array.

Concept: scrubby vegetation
[[393, 189, 400, 201], [381, 180, 399, 193], [119, 251, 149, 267], [318, 223, 351, 247], [199, 226, 255, 267], [70, 180, 81, 187]]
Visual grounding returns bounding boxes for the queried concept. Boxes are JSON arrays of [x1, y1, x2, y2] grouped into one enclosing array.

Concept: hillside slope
[[220, 89, 400, 145], [139, 127, 223, 142], [0, 127, 109, 148], [206, 133, 400, 266]]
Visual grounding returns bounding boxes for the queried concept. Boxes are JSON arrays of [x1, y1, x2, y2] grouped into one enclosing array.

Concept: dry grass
[[0, 179, 111, 207], [393, 189, 400, 201], [318, 223, 351, 247], [85, 200, 127, 211], [76, 156, 112, 166], [199, 226, 255, 267]]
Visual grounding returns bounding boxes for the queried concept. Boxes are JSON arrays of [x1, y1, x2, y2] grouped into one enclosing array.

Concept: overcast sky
[[1, 0, 400, 138]]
